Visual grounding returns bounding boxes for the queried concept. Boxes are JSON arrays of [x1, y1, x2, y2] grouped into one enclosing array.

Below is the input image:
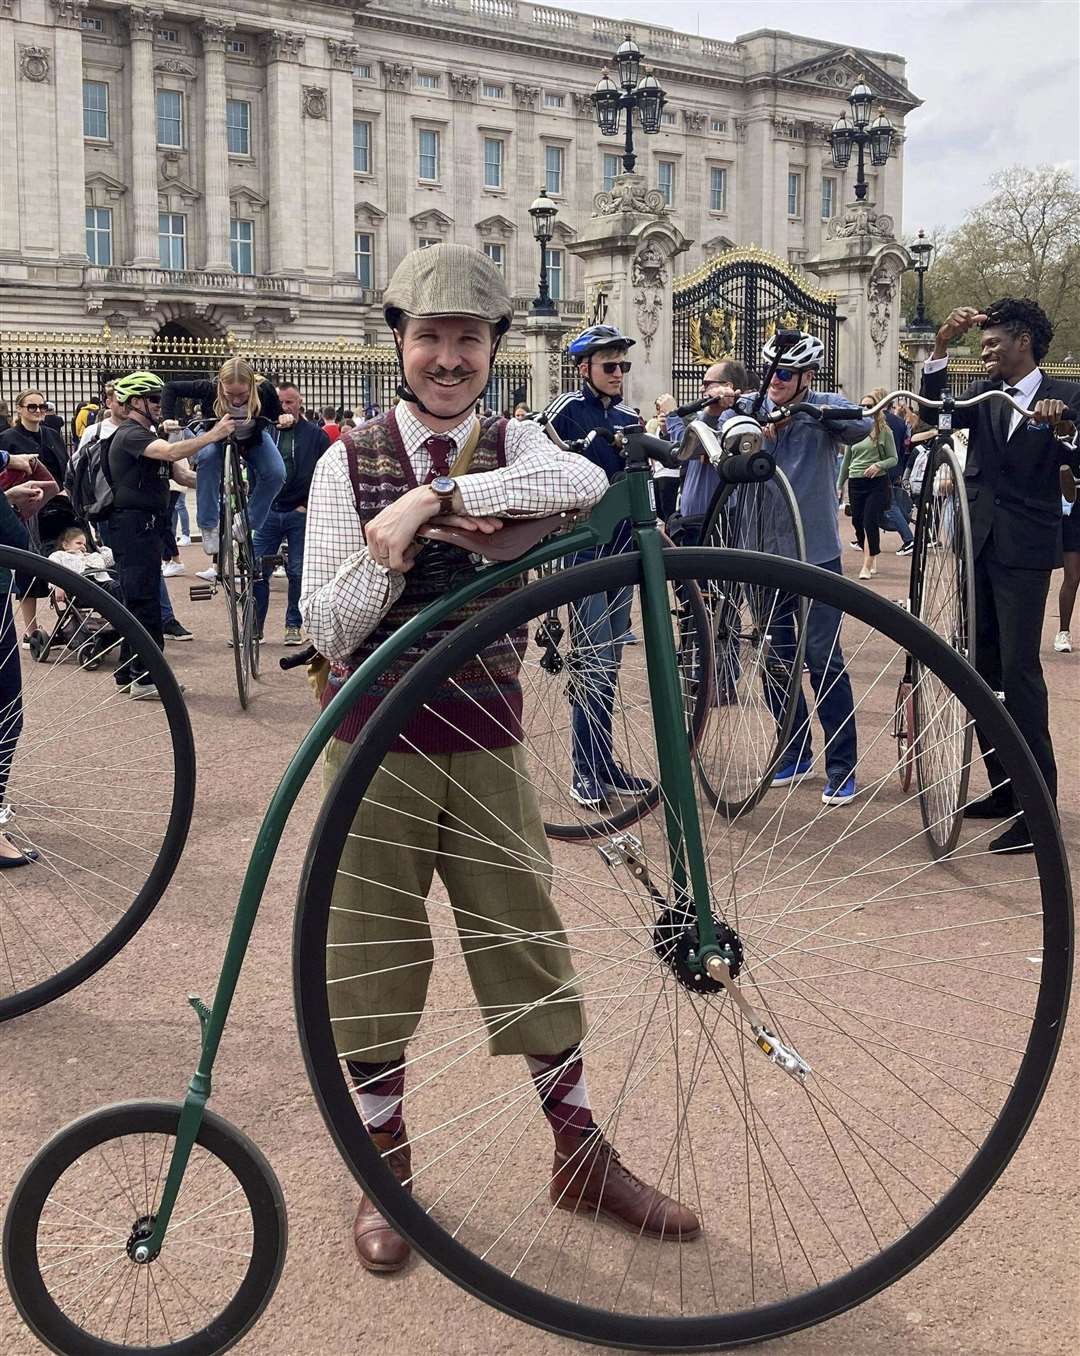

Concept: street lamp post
[[828, 77, 895, 201], [590, 34, 667, 174], [528, 187, 558, 316], [908, 228, 934, 330]]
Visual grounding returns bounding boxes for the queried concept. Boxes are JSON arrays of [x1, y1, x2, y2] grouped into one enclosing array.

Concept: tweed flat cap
[[383, 243, 514, 331]]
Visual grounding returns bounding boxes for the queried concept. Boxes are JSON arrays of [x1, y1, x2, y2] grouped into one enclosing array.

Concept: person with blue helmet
[[543, 324, 652, 809]]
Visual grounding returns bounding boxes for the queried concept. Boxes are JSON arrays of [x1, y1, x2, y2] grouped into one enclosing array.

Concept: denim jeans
[[252, 507, 306, 629], [882, 502, 913, 546], [195, 430, 285, 539], [170, 489, 190, 538], [767, 557, 858, 785], [568, 585, 634, 780]]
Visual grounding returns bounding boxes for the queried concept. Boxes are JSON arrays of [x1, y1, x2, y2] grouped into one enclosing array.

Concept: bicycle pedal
[[189, 585, 214, 601]]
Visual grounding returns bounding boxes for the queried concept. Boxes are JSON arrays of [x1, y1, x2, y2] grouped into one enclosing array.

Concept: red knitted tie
[[424, 435, 454, 479]]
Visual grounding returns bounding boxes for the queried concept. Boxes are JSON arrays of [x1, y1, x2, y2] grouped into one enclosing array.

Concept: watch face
[[431, 476, 456, 495]]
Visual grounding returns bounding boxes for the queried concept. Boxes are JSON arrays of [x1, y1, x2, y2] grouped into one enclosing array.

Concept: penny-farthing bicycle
[[4, 423, 1071, 1355], [187, 418, 265, 709]]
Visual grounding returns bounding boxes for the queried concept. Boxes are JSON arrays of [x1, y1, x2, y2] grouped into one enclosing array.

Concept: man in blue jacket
[[254, 382, 330, 644], [720, 332, 872, 805], [545, 325, 651, 809]]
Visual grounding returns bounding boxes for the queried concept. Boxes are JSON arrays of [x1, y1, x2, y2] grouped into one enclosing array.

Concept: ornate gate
[[671, 247, 838, 402]]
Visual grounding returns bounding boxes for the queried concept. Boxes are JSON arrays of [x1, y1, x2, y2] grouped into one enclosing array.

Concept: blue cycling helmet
[[568, 324, 636, 361]]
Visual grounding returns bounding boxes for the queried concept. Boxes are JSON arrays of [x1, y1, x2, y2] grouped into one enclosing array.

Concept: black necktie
[[424, 435, 454, 479], [999, 385, 1020, 444]]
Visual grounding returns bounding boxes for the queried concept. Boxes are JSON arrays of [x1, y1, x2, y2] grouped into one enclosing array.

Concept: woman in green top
[[838, 395, 898, 579]]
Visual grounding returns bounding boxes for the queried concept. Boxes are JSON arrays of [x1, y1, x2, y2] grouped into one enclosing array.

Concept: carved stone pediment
[[230, 185, 268, 213], [475, 214, 516, 240], [85, 172, 129, 203], [355, 200, 387, 226], [155, 59, 196, 78], [551, 220, 576, 242], [409, 208, 454, 232], [775, 46, 917, 107], [703, 235, 736, 256]]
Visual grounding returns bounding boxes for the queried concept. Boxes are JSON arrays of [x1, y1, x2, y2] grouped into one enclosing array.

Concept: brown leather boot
[[353, 1131, 412, 1272], [550, 1129, 700, 1240]]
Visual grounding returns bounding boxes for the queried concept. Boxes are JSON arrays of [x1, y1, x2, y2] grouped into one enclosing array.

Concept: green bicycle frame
[[140, 454, 722, 1255]]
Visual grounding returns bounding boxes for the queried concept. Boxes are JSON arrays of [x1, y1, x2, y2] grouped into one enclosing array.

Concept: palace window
[[158, 213, 186, 270], [156, 90, 183, 148], [353, 119, 372, 174], [544, 144, 563, 195], [227, 40, 247, 55], [483, 137, 503, 190], [416, 72, 441, 90], [226, 100, 250, 156], [482, 241, 505, 273], [353, 63, 372, 80], [418, 128, 440, 181], [156, 28, 179, 44], [710, 117, 727, 133], [354, 232, 373, 287], [83, 80, 109, 140], [709, 166, 728, 213], [230, 219, 254, 275], [482, 82, 504, 99], [657, 159, 675, 206], [546, 247, 563, 301], [418, 236, 441, 249], [85, 206, 112, 266], [821, 176, 837, 220], [602, 152, 620, 193], [787, 171, 803, 219], [543, 92, 565, 109]]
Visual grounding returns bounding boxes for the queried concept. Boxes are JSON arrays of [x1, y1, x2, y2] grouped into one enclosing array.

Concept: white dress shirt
[[922, 357, 1044, 440], [300, 403, 608, 665]]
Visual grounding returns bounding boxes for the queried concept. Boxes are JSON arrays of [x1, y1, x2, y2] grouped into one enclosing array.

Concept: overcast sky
[[553, 0, 1080, 237]]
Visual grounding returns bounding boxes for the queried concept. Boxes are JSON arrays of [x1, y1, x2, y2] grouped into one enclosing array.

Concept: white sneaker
[[273, 565, 286, 578], [201, 527, 219, 556], [232, 512, 247, 545], [1053, 630, 1072, 653], [195, 566, 217, 583], [177, 534, 192, 547], [162, 561, 185, 577]]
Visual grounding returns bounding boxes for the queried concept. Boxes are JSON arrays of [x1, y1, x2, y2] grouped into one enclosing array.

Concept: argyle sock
[[525, 1045, 594, 1135], [346, 1056, 406, 1137]]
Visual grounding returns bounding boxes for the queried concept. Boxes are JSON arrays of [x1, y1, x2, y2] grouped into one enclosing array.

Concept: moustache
[[424, 367, 475, 382]]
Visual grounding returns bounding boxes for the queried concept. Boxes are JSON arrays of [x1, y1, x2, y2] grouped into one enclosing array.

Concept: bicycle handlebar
[[178, 414, 280, 434], [280, 644, 318, 671]]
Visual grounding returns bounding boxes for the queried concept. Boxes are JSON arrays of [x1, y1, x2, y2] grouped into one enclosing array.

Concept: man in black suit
[[921, 298, 1079, 853]]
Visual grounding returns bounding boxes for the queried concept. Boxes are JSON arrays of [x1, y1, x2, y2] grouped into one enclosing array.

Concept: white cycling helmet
[[761, 331, 824, 370]]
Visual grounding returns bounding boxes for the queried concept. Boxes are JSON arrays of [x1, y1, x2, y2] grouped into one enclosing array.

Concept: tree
[[901, 165, 1080, 359]]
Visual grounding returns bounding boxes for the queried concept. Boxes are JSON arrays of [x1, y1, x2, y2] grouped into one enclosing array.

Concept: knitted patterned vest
[[322, 408, 526, 753]]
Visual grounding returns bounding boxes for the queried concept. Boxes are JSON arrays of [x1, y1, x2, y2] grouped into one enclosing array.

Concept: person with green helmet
[[107, 372, 233, 699], [301, 243, 699, 1275]]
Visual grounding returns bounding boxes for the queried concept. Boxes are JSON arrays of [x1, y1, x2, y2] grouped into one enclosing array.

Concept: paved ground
[[2, 538, 1077, 1356]]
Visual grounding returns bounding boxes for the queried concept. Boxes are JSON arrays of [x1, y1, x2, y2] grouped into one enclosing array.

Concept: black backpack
[[64, 427, 115, 520]]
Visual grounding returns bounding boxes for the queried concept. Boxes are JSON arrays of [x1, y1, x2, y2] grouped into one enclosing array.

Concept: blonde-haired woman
[[160, 359, 291, 561], [837, 392, 897, 580]]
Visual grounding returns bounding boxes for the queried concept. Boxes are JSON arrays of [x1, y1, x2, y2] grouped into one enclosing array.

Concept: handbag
[[0, 464, 61, 522]]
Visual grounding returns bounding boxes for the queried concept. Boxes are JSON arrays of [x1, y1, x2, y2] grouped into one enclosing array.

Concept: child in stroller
[[35, 524, 122, 667]]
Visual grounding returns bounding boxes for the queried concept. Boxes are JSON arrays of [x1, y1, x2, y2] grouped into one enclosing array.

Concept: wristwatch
[[430, 475, 460, 516]]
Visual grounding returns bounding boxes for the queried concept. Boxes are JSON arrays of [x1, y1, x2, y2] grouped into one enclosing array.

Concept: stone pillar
[[806, 198, 910, 398], [522, 311, 570, 411], [380, 60, 413, 277], [262, 30, 305, 276], [51, 1, 90, 264], [328, 39, 360, 281], [124, 6, 164, 267], [566, 174, 691, 409], [899, 326, 937, 394], [199, 19, 233, 272], [0, 0, 18, 264]]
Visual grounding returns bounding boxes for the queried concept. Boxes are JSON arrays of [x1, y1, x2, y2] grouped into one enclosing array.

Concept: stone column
[[522, 311, 571, 410], [380, 60, 412, 277], [327, 39, 360, 281], [1, 1, 24, 263], [262, 30, 305, 276], [806, 199, 910, 398], [566, 174, 691, 407], [198, 19, 233, 272], [899, 326, 937, 394], [124, 6, 164, 267], [51, 1, 91, 264]]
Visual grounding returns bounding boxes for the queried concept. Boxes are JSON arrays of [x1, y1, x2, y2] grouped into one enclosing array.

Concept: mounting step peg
[[189, 584, 213, 601]]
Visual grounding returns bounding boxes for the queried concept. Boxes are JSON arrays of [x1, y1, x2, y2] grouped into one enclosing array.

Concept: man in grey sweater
[[719, 332, 871, 805]]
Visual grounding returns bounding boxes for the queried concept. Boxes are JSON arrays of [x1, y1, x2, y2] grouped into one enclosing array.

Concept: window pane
[[85, 206, 112, 266], [546, 247, 562, 301], [787, 172, 802, 217], [543, 92, 564, 108], [418, 236, 441, 249], [353, 119, 371, 174], [821, 176, 836, 220], [482, 82, 504, 99], [156, 90, 182, 147], [158, 213, 185, 270], [657, 160, 673, 206], [709, 166, 727, 212], [226, 99, 250, 156], [83, 80, 108, 140], [354, 231, 372, 286], [416, 72, 440, 89], [418, 129, 439, 180], [483, 137, 503, 189], [602, 152, 620, 193], [230, 219, 253, 275], [482, 242, 504, 273], [545, 145, 562, 194]]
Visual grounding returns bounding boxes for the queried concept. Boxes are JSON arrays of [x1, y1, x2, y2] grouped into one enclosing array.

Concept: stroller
[[26, 502, 123, 670]]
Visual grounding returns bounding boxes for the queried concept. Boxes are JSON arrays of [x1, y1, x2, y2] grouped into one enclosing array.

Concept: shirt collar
[[394, 399, 477, 450], [1008, 368, 1043, 402]]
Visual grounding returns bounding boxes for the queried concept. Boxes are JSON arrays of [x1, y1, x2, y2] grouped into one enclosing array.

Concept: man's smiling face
[[397, 315, 492, 421]]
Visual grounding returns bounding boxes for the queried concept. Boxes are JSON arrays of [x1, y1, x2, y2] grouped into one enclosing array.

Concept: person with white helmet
[[300, 244, 700, 1276], [719, 331, 872, 805]]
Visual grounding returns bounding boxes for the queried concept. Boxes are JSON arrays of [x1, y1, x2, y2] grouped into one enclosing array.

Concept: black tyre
[[696, 468, 809, 816], [0, 547, 195, 1022], [909, 441, 976, 857], [295, 550, 1069, 1350], [221, 445, 259, 709], [3, 1100, 286, 1356]]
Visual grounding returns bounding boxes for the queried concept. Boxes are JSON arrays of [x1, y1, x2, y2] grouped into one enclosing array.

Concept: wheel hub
[[126, 1214, 160, 1264], [653, 906, 743, 994]]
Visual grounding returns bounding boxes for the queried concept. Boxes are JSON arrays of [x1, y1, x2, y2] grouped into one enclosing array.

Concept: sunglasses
[[772, 368, 805, 383], [598, 361, 632, 375], [701, 380, 733, 389], [20, 403, 47, 413]]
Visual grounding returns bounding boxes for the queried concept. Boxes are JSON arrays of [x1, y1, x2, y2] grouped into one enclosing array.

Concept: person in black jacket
[[921, 298, 1080, 853], [0, 487, 40, 866], [252, 383, 330, 645], [159, 358, 292, 561]]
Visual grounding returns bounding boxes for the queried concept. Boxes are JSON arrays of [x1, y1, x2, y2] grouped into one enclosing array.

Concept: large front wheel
[[294, 550, 1069, 1351]]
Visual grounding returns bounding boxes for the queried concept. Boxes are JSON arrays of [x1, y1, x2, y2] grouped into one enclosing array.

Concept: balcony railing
[[84, 267, 293, 294]]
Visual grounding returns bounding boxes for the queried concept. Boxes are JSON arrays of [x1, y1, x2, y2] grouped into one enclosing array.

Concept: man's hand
[[364, 486, 501, 573], [6, 453, 38, 477], [210, 415, 236, 441], [933, 307, 986, 357], [161, 419, 181, 434], [6, 484, 43, 509], [277, 414, 296, 429], [1031, 398, 1068, 425]]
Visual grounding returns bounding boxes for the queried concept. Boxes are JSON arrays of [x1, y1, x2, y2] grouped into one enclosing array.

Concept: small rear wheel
[[221, 445, 259, 709], [3, 1100, 287, 1356]]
